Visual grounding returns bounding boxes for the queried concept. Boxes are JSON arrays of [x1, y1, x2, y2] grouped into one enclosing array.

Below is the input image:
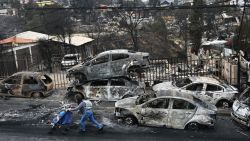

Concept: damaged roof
[[0, 31, 94, 46], [189, 76, 220, 84], [0, 37, 35, 45], [50, 34, 94, 46], [157, 90, 196, 100]]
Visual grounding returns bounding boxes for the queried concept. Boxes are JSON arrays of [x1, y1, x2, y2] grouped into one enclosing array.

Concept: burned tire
[[74, 73, 87, 83], [123, 115, 138, 126], [32, 92, 42, 98], [216, 100, 230, 109], [186, 122, 199, 130], [127, 67, 142, 79]]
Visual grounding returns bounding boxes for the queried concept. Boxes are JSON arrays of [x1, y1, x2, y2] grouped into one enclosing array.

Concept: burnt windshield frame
[[175, 78, 192, 88]]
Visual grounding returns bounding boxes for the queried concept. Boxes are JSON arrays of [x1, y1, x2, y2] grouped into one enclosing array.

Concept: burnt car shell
[[67, 49, 149, 82], [0, 72, 53, 97], [152, 76, 238, 108], [115, 90, 217, 129], [231, 87, 250, 128], [66, 77, 144, 101]]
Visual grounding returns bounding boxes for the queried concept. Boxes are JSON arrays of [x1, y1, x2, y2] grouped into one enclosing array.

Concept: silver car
[[152, 76, 238, 108], [67, 49, 149, 82], [115, 90, 217, 130], [231, 87, 250, 128]]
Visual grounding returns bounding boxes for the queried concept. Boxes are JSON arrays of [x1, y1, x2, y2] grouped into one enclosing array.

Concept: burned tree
[[189, 0, 204, 55], [117, 10, 145, 51]]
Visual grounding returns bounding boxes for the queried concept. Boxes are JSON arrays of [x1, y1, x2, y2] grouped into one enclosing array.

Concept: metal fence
[[0, 56, 240, 89]]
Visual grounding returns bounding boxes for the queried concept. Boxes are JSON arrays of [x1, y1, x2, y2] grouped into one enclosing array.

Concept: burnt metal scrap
[[0, 72, 54, 98]]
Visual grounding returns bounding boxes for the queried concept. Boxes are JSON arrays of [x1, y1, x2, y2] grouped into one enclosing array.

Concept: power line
[[24, 4, 250, 11]]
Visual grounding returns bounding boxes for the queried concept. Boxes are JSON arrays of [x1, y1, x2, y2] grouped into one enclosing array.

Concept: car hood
[[232, 100, 250, 118], [152, 81, 176, 91], [67, 63, 83, 72], [115, 96, 138, 108]]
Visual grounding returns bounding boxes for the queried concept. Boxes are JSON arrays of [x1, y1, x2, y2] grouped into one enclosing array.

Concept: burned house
[[0, 31, 94, 76]]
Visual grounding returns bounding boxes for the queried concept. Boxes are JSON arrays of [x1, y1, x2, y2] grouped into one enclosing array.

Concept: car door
[[182, 83, 205, 100], [22, 75, 42, 97], [110, 53, 130, 76], [138, 98, 170, 127], [87, 54, 111, 79], [109, 79, 128, 100], [87, 80, 108, 100], [169, 98, 196, 129], [204, 83, 224, 102], [2, 75, 22, 96]]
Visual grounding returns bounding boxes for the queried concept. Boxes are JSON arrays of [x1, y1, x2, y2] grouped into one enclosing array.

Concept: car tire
[[128, 67, 142, 79], [123, 115, 138, 126], [186, 122, 199, 130], [75, 73, 87, 83], [217, 100, 230, 109], [32, 92, 42, 98]]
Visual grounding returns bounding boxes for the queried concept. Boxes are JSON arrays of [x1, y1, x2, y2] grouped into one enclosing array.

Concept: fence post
[[237, 54, 241, 90]]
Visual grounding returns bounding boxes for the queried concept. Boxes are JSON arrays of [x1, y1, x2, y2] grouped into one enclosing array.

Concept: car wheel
[[75, 73, 87, 83], [187, 122, 199, 130], [32, 92, 42, 98], [128, 67, 141, 79], [217, 100, 230, 109], [123, 115, 137, 126]]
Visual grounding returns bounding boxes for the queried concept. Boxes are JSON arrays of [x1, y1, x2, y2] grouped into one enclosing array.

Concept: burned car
[[66, 78, 144, 101], [152, 76, 238, 108], [115, 90, 217, 130], [67, 49, 149, 82], [231, 87, 250, 128], [0, 72, 53, 97]]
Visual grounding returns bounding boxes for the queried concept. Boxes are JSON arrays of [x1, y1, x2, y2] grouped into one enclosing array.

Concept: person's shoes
[[98, 125, 104, 132]]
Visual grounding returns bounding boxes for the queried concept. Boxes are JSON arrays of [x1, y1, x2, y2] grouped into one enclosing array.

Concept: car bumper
[[231, 112, 250, 127]]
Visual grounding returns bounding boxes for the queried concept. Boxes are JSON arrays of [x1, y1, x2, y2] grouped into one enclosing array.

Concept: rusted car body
[[0, 72, 53, 97], [115, 90, 217, 130], [152, 76, 238, 108], [231, 87, 250, 128], [67, 49, 149, 82], [66, 78, 144, 101]]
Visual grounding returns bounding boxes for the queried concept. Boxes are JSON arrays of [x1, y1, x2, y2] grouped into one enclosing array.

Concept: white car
[[61, 54, 82, 70], [152, 76, 238, 108], [231, 87, 250, 128], [115, 90, 217, 130]]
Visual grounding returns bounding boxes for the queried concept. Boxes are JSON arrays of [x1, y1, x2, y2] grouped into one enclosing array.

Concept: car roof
[[97, 49, 134, 56], [156, 90, 197, 102], [11, 71, 43, 77], [189, 76, 220, 85]]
